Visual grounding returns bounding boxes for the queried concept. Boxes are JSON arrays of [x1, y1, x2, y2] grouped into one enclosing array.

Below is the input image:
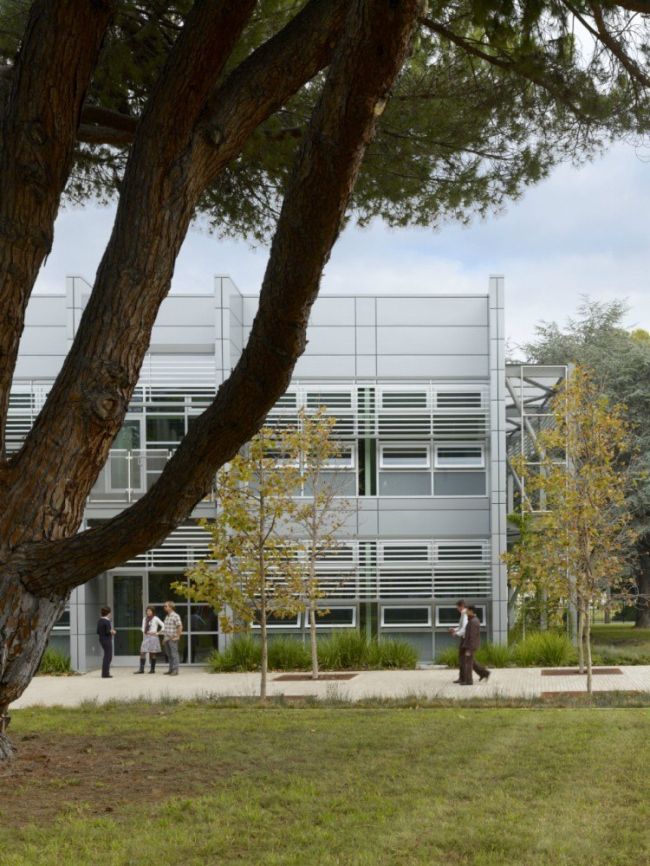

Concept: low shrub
[[512, 631, 577, 667], [268, 636, 310, 671], [207, 635, 261, 672], [475, 642, 513, 668], [39, 648, 73, 675], [207, 630, 419, 672], [436, 645, 460, 668], [368, 637, 419, 670], [317, 630, 371, 669]]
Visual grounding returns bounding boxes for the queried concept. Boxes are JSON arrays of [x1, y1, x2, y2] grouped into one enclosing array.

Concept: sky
[[35, 140, 650, 351]]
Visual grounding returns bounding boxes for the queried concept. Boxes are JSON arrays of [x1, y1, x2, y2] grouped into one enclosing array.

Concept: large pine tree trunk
[[0, 575, 67, 758], [634, 544, 650, 629]]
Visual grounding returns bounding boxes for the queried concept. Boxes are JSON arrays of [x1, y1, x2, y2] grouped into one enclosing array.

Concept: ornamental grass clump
[[207, 635, 261, 672], [475, 642, 513, 668], [38, 648, 73, 675], [512, 631, 576, 667], [268, 637, 311, 671]]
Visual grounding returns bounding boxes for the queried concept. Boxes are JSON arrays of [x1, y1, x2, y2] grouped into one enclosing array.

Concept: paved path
[[10, 665, 650, 708]]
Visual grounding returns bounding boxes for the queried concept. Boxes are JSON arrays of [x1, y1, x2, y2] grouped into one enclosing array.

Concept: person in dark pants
[[459, 605, 490, 686], [97, 605, 116, 679]]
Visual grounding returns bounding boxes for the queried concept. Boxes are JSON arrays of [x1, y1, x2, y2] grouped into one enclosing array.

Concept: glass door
[[111, 573, 144, 657]]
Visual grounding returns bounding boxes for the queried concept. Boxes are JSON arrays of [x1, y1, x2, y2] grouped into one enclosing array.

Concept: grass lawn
[[591, 623, 650, 647], [3, 704, 650, 865]]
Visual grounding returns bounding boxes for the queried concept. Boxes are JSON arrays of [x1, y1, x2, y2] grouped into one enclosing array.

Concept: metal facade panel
[[376, 355, 489, 378], [153, 297, 215, 327], [377, 326, 488, 356], [308, 296, 355, 326], [24, 295, 67, 326], [303, 326, 356, 355], [376, 296, 488, 327]]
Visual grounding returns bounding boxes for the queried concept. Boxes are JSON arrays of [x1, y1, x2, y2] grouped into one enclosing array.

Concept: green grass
[[37, 648, 74, 676], [4, 703, 650, 864], [207, 632, 419, 672], [591, 624, 650, 647]]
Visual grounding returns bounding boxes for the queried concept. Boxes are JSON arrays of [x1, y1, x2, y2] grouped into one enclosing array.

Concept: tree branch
[[4, 0, 257, 544], [19, 0, 422, 594], [0, 0, 115, 455]]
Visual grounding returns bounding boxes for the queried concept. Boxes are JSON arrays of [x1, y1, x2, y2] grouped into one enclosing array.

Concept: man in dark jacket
[[97, 605, 116, 678], [460, 605, 490, 685]]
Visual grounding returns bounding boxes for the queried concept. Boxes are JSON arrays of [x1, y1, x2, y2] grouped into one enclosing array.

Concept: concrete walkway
[[11, 665, 650, 708]]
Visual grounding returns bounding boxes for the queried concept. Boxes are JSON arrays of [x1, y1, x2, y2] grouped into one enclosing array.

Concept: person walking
[[134, 606, 165, 675], [459, 605, 490, 685], [162, 600, 183, 676], [97, 605, 116, 679], [450, 599, 468, 684]]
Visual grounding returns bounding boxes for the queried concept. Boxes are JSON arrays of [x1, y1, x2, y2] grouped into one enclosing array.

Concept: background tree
[[2, 0, 650, 759], [505, 366, 638, 692], [178, 427, 304, 700], [521, 299, 650, 628], [283, 408, 355, 681]]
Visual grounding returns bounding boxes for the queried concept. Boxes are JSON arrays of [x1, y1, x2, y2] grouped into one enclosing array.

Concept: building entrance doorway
[[111, 573, 144, 659]]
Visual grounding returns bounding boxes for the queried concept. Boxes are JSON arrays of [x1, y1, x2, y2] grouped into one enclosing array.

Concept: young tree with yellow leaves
[[284, 408, 355, 681], [177, 427, 304, 700], [505, 366, 637, 693]]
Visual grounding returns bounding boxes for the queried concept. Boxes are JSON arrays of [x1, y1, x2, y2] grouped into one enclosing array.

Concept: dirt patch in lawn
[[0, 724, 234, 827]]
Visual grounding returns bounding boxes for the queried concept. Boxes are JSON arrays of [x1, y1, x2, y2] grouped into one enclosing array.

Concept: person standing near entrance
[[162, 601, 183, 676], [134, 606, 165, 675], [459, 605, 490, 686], [97, 605, 116, 679]]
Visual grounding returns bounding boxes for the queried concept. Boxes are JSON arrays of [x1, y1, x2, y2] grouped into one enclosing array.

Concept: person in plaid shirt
[[162, 601, 183, 676]]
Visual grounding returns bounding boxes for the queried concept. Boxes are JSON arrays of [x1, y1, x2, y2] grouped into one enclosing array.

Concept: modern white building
[[11, 275, 508, 669]]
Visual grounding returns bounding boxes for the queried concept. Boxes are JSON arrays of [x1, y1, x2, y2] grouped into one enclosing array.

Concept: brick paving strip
[[11, 665, 650, 709]]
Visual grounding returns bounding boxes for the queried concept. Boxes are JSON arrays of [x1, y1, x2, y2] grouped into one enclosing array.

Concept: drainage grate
[[273, 673, 358, 682], [541, 668, 623, 677]]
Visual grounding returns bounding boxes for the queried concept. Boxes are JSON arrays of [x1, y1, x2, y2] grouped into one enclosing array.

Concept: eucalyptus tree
[[2, 0, 650, 760]]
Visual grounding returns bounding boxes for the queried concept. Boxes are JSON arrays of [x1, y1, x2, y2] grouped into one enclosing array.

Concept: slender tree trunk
[[634, 544, 650, 629], [310, 603, 319, 680], [260, 591, 268, 701], [577, 606, 584, 673], [585, 606, 593, 695], [0, 576, 67, 759]]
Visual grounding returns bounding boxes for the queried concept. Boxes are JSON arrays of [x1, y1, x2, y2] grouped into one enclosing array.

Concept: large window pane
[[147, 573, 188, 604], [378, 471, 431, 496], [435, 445, 484, 468], [146, 416, 185, 444], [434, 471, 486, 496], [382, 607, 431, 627]]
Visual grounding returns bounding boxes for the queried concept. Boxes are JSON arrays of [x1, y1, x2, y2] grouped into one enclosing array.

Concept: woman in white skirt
[[134, 606, 165, 674]]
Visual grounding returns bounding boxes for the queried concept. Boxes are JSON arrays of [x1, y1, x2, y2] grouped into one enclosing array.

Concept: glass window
[[381, 607, 431, 627], [146, 415, 186, 444], [314, 607, 355, 627], [189, 605, 219, 632], [53, 608, 71, 630], [147, 573, 188, 604], [380, 444, 430, 468], [436, 606, 486, 626], [433, 471, 486, 496], [252, 612, 300, 628], [110, 420, 143, 490], [435, 445, 484, 468], [379, 472, 432, 496]]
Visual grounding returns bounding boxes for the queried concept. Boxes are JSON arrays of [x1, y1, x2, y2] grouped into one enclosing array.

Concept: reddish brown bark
[[0, 0, 114, 452]]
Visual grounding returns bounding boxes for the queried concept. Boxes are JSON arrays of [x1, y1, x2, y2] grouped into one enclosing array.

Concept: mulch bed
[[273, 673, 358, 682], [541, 668, 623, 676]]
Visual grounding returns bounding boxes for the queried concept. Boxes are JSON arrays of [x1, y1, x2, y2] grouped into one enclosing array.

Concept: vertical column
[[488, 275, 508, 645]]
